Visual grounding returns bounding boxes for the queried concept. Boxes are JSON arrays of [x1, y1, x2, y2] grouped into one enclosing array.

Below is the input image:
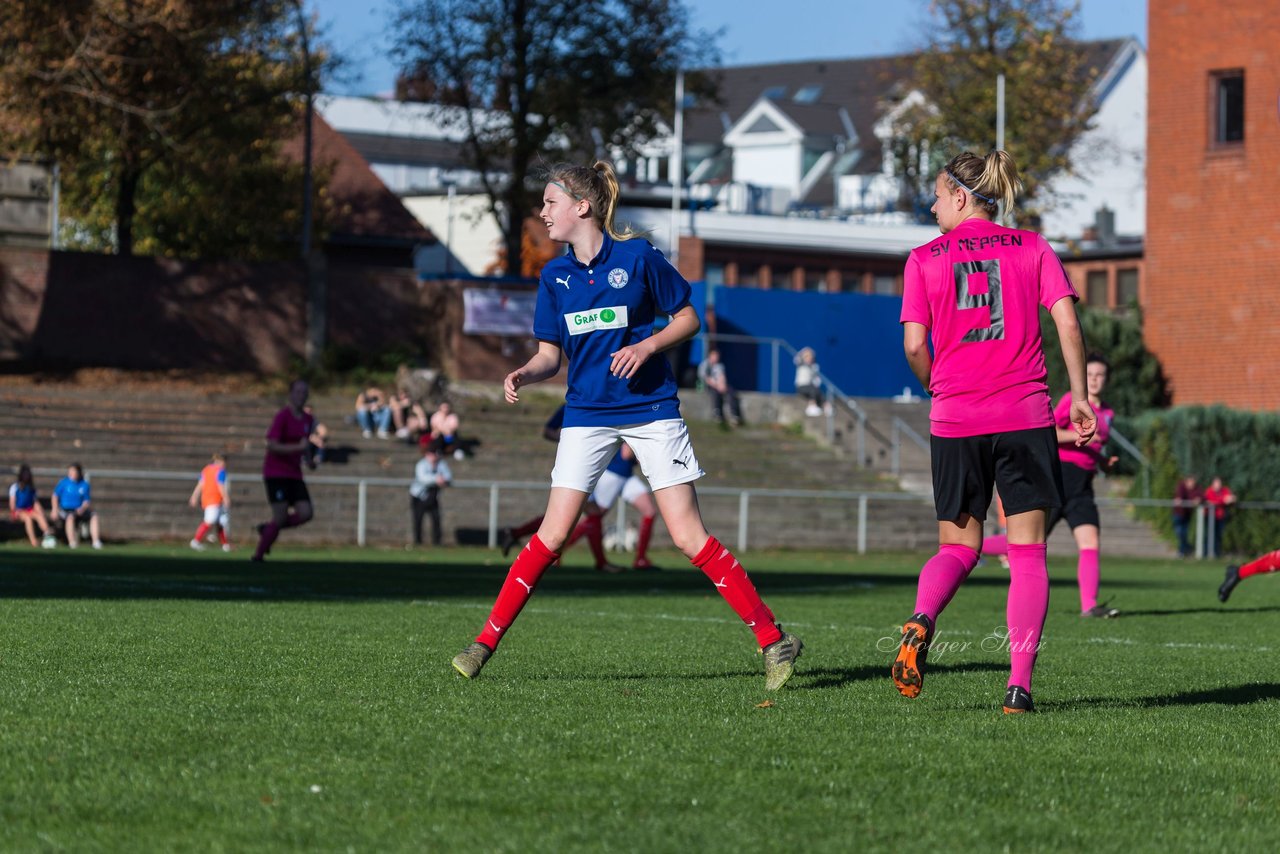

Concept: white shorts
[[552, 419, 704, 494], [203, 505, 230, 528], [591, 471, 650, 510]]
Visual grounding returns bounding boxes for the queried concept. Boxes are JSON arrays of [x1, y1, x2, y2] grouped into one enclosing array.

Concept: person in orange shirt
[[189, 453, 231, 552]]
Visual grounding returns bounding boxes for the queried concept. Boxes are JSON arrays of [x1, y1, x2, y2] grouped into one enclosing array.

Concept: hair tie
[[945, 169, 997, 206]]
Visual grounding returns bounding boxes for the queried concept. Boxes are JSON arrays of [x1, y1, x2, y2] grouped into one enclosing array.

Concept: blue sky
[[309, 0, 1147, 97]]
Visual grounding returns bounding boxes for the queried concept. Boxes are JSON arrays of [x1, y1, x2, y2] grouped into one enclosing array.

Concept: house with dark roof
[[319, 38, 1145, 307]]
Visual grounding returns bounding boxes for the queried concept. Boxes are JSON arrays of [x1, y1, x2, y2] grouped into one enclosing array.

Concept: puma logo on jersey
[[556, 275, 571, 289]]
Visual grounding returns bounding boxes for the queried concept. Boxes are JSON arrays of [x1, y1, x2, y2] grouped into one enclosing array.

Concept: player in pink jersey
[[894, 150, 1096, 714], [1046, 353, 1120, 618], [251, 379, 316, 561]]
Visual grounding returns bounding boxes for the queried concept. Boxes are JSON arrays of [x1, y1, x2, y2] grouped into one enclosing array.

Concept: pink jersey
[[901, 218, 1078, 438], [262, 406, 313, 479], [1054, 393, 1113, 473]]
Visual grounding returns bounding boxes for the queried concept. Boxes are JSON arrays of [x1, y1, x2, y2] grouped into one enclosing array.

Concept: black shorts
[[264, 478, 311, 506], [930, 426, 1064, 522], [1045, 462, 1100, 533]]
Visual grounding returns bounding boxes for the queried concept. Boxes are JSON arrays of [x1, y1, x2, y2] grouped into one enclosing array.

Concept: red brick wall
[[1146, 1, 1280, 408]]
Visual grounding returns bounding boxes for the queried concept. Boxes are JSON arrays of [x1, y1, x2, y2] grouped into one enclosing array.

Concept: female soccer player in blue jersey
[[451, 161, 802, 690]]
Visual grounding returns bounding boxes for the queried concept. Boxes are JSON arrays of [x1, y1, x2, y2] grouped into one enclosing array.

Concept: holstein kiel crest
[[607, 268, 629, 289]]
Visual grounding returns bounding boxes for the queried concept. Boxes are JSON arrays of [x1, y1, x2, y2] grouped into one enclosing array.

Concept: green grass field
[[1, 541, 1277, 851]]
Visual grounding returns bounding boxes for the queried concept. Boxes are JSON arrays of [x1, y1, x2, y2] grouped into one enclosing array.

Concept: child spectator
[[697, 349, 743, 427], [189, 453, 232, 552], [409, 442, 453, 546], [426, 401, 463, 460], [9, 463, 55, 548], [391, 388, 428, 442], [52, 462, 103, 549]]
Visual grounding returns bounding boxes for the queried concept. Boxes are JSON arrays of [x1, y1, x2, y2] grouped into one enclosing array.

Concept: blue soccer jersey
[[534, 234, 691, 427], [53, 477, 90, 511], [605, 449, 635, 477]]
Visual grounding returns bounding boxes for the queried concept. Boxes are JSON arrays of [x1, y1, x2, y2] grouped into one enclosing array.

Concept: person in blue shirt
[[452, 160, 802, 690], [51, 462, 103, 549], [9, 463, 55, 548]]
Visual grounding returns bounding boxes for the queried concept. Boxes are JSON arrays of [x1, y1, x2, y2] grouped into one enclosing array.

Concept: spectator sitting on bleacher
[[9, 463, 55, 548], [51, 462, 103, 550], [391, 388, 428, 442], [424, 401, 463, 460], [355, 386, 393, 439]]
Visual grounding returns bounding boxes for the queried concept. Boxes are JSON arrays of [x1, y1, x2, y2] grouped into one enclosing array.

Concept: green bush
[[1040, 304, 1171, 417]]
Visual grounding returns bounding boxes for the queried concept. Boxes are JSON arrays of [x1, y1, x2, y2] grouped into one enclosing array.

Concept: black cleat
[[1003, 684, 1035, 714], [1218, 565, 1241, 602]]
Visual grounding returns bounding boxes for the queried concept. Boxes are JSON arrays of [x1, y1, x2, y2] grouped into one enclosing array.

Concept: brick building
[[1145, 0, 1280, 408]]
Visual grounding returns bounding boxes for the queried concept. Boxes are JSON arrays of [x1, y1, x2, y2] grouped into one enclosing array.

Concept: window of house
[[1086, 270, 1109, 307], [1212, 70, 1244, 144], [761, 85, 787, 100], [793, 84, 823, 104], [738, 265, 759, 287], [804, 270, 826, 292], [843, 271, 867, 292], [1117, 268, 1140, 306]]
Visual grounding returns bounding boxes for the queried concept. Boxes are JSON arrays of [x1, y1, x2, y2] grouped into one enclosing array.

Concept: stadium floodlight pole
[[294, 0, 323, 366], [996, 73, 1006, 151], [669, 68, 684, 264]]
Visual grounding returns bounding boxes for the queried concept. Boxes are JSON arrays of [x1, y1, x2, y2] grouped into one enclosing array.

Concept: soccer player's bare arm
[[505, 341, 562, 403], [902, 321, 932, 392], [1049, 297, 1096, 445]]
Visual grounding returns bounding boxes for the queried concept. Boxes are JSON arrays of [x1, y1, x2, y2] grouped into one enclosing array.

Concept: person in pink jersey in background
[[1045, 353, 1120, 618], [894, 149, 1096, 715], [251, 379, 316, 561]]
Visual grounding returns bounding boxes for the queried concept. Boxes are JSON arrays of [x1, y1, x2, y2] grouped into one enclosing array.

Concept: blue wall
[[710, 286, 926, 398]]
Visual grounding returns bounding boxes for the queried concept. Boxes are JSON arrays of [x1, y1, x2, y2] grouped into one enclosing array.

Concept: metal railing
[[701, 332, 868, 464], [890, 415, 929, 477]]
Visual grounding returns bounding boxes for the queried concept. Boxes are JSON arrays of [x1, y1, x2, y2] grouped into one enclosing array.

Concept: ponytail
[[544, 160, 644, 240], [942, 150, 1022, 220]]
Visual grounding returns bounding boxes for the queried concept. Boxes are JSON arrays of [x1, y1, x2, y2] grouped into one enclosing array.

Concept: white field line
[[3, 569, 1269, 654]]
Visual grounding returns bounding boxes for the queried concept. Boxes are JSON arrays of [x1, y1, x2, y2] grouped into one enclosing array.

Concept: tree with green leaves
[[391, 0, 718, 276], [0, 0, 324, 259], [890, 0, 1101, 223], [1039, 304, 1171, 418]]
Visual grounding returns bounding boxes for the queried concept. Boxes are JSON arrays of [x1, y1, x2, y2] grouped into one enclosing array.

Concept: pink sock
[[1006, 543, 1049, 691], [913, 544, 981, 623], [983, 534, 1008, 556], [1077, 548, 1100, 612]]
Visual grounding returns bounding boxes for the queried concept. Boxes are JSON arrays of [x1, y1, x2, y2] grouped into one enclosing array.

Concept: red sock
[[584, 515, 609, 568], [511, 515, 544, 538], [194, 523, 210, 541], [691, 536, 782, 647], [565, 517, 591, 548], [217, 527, 229, 546], [284, 512, 305, 528], [635, 515, 655, 563], [476, 534, 559, 650], [1239, 549, 1280, 579]]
